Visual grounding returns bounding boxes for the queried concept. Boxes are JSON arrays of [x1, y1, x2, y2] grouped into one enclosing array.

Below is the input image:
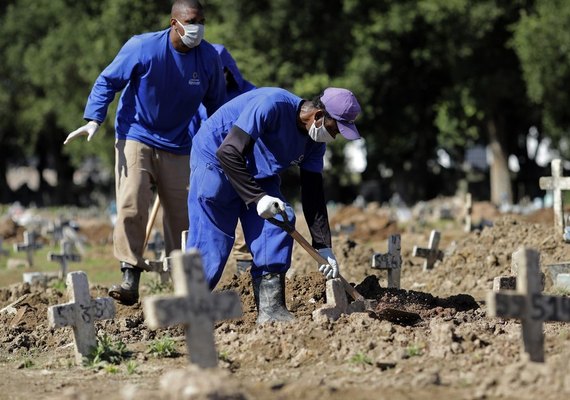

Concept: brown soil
[[0, 201, 569, 400]]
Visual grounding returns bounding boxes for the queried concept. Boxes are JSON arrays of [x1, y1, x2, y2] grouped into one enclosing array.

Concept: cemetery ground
[[0, 199, 569, 399]]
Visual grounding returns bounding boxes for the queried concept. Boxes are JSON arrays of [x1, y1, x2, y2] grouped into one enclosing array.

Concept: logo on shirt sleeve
[[189, 72, 201, 86], [290, 154, 304, 166]]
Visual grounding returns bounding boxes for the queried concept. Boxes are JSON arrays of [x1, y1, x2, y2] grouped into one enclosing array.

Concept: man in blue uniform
[[64, 0, 225, 306], [187, 87, 362, 323]]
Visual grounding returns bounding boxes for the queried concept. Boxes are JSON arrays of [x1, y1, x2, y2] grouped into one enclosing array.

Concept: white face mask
[[175, 19, 204, 48], [308, 117, 334, 143]]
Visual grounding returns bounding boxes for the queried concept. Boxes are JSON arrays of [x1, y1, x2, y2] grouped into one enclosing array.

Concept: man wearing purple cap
[[187, 87, 362, 323]]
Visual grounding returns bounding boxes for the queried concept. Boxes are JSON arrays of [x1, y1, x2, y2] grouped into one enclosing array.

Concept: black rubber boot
[[236, 259, 253, 276], [252, 272, 294, 324], [108, 262, 141, 306]]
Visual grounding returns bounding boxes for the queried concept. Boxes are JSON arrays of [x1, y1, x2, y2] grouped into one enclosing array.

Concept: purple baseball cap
[[320, 88, 362, 140]]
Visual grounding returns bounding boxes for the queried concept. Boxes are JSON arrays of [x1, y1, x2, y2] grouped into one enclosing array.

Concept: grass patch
[[145, 278, 173, 295], [126, 360, 139, 375], [405, 343, 424, 358], [147, 336, 178, 358], [348, 352, 373, 366], [84, 333, 130, 368]]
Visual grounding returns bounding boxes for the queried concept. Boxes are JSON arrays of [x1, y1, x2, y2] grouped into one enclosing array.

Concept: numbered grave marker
[[14, 231, 42, 267], [48, 240, 82, 279], [412, 230, 444, 271], [143, 250, 242, 368], [488, 248, 570, 363], [48, 271, 115, 365], [371, 234, 402, 288]]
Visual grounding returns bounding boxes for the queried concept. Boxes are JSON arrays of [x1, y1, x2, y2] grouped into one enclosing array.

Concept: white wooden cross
[[412, 230, 444, 271], [48, 240, 82, 279], [371, 234, 402, 288], [47, 271, 115, 365], [13, 231, 42, 267], [143, 250, 242, 368], [539, 159, 570, 233], [487, 247, 570, 362]]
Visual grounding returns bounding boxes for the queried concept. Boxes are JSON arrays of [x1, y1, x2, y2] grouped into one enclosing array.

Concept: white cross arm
[[48, 303, 76, 329], [144, 296, 188, 329], [488, 292, 570, 322], [412, 247, 444, 260], [539, 177, 570, 191], [371, 253, 401, 269]]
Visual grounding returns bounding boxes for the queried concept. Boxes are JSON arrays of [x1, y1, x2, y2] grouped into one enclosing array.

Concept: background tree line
[[0, 0, 568, 207]]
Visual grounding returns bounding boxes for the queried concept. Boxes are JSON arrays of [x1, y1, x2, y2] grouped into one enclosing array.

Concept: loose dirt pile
[[0, 202, 569, 400]]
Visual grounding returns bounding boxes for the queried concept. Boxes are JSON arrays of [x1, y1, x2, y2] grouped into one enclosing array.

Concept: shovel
[[267, 210, 365, 302]]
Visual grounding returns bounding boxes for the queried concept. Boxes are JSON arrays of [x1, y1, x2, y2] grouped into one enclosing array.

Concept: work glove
[[317, 247, 339, 279], [256, 195, 286, 219], [63, 121, 100, 145]]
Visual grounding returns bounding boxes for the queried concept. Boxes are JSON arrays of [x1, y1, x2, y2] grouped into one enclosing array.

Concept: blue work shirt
[[192, 87, 326, 179], [84, 28, 225, 155]]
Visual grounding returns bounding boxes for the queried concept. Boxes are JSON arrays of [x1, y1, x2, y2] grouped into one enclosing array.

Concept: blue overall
[[187, 87, 326, 289]]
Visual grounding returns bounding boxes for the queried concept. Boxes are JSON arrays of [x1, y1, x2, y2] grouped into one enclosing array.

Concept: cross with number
[[47, 271, 115, 364], [143, 250, 243, 368], [14, 231, 42, 267], [487, 248, 570, 362], [539, 159, 570, 233], [48, 240, 82, 279], [371, 234, 402, 288], [147, 230, 165, 260], [412, 230, 444, 271]]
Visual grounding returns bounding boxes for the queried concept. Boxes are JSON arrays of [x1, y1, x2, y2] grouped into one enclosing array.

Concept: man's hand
[[64, 121, 100, 145], [256, 195, 286, 219], [317, 248, 339, 279]]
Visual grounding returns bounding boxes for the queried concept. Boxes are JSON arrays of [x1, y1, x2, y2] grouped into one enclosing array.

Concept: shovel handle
[[289, 230, 365, 302], [267, 210, 365, 302]]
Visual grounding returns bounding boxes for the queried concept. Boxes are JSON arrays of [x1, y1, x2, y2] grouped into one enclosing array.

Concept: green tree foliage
[[513, 0, 570, 156], [0, 0, 566, 205]]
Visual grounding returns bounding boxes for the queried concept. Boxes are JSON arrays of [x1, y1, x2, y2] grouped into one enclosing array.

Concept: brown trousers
[[113, 139, 189, 268]]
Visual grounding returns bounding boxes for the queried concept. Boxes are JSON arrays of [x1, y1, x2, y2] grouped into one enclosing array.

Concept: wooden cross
[[45, 219, 65, 246], [412, 230, 444, 271], [539, 159, 570, 233], [487, 248, 570, 362], [143, 250, 243, 368], [371, 234, 402, 288], [47, 271, 115, 365], [48, 240, 82, 279], [13, 231, 42, 267]]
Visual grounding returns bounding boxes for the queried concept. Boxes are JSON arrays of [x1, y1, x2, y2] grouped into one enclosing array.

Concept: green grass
[[84, 333, 130, 368], [146, 336, 178, 358], [0, 240, 166, 288], [405, 343, 424, 358], [348, 352, 373, 366]]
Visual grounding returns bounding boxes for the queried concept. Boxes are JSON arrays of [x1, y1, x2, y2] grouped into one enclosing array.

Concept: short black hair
[[311, 92, 332, 119], [172, 0, 203, 14]]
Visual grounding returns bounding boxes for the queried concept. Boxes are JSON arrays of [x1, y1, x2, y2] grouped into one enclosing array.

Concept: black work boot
[[108, 262, 141, 306], [252, 272, 294, 324]]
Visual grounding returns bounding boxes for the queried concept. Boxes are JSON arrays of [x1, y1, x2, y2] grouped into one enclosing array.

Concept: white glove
[[317, 248, 339, 279], [256, 195, 286, 219], [63, 121, 100, 145]]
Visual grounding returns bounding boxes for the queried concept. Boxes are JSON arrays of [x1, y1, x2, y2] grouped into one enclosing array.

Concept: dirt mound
[[1, 203, 570, 400]]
